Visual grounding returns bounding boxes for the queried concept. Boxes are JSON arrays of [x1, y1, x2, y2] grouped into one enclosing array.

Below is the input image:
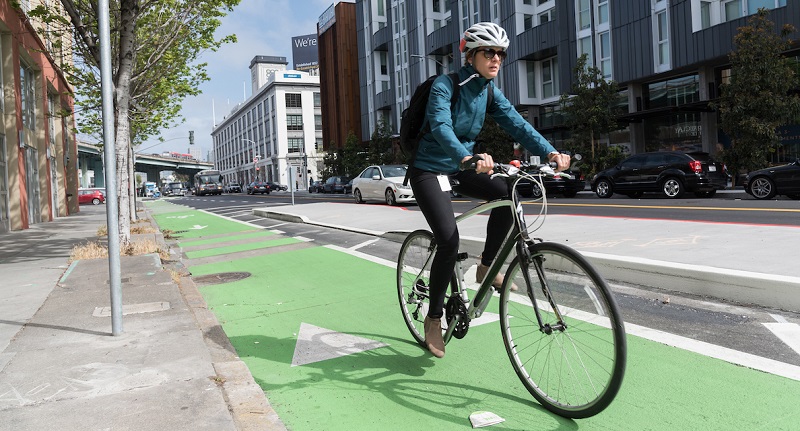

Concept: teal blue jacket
[[414, 64, 556, 174]]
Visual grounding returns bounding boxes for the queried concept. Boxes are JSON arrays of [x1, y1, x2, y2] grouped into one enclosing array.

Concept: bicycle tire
[[499, 242, 626, 418], [397, 230, 437, 346]]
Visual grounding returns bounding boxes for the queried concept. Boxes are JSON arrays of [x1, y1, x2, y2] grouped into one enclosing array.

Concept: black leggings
[[408, 166, 512, 318]]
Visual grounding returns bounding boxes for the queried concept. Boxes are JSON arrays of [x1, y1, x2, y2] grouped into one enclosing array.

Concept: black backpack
[[399, 72, 460, 161], [399, 72, 493, 176]]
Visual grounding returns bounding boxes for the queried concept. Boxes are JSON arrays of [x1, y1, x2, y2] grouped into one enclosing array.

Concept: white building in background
[[188, 146, 203, 161], [211, 57, 322, 189]]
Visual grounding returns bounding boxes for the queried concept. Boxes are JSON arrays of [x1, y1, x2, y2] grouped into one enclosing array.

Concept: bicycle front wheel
[[397, 230, 436, 346], [500, 242, 626, 418]]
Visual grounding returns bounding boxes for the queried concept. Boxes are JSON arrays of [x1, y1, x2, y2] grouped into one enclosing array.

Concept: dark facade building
[[356, 0, 798, 162], [318, 1, 363, 150]]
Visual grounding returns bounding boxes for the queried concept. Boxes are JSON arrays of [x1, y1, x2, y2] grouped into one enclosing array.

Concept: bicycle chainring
[[445, 296, 470, 339]]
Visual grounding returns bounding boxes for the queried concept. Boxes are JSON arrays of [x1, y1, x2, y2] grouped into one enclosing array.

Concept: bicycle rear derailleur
[[445, 296, 470, 339]]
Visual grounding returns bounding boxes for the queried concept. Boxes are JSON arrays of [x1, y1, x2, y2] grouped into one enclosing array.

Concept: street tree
[[369, 120, 398, 165], [30, 0, 239, 246], [341, 132, 364, 177], [475, 115, 515, 163], [559, 54, 620, 175], [712, 9, 799, 182]]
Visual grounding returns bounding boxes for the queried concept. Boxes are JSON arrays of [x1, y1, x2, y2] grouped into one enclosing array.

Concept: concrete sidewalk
[[253, 200, 800, 312], [0, 204, 283, 431]]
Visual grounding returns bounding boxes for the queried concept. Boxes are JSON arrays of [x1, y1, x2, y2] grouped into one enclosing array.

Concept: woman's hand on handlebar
[[462, 153, 494, 175], [548, 153, 571, 172]]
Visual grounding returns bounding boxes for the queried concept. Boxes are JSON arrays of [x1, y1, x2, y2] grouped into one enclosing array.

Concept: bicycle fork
[[519, 241, 568, 334]]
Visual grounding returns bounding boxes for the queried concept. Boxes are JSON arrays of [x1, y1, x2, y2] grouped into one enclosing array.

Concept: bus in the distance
[[193, 169, 223, 196]]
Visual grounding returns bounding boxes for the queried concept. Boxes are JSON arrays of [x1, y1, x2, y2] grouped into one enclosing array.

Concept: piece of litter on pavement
[[469, 411, 505, 428]]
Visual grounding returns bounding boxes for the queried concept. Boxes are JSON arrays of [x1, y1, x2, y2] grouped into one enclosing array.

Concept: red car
[[78, 189, 105, 205]]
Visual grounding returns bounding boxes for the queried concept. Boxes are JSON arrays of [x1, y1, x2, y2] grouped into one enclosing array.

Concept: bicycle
[[396, 158, 627, 418]]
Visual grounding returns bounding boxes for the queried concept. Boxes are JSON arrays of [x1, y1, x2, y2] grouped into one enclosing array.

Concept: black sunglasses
[[476, 48, 507, 61]]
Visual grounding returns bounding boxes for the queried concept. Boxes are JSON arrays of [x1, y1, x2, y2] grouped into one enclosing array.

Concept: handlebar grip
[[459, 155, 485, 171]]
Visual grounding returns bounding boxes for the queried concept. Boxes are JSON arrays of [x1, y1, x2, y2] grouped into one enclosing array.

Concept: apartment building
[[318, 1, 363, 150], [0, 0, 78, 233], [211, 57, 322, 190], [356, 0, 798, 161]]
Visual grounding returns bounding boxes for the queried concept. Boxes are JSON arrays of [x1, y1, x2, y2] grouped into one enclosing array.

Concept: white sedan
[[352, 165, 416, 206]]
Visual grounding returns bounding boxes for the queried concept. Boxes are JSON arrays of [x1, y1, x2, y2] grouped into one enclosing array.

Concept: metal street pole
[[241, 138, 260, 181], [98, 0, 122, 335]]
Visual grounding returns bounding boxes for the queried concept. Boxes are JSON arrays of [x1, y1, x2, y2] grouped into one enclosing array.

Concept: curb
[[142, 206, 288, 431], [254, 212, 800, 314]]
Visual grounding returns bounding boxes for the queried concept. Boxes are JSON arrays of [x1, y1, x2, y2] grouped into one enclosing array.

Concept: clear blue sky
[[138, 0, 350, 158]]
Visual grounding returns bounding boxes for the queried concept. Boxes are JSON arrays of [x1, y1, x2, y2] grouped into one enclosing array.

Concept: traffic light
[[189, 130, 194, 145]]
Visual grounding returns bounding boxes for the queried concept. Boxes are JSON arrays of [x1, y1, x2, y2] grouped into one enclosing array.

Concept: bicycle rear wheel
[[397, 230, 437, 346], [499, 242, 626, 418]]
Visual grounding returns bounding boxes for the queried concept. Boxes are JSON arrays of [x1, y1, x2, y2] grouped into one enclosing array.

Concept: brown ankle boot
[[476, 263, 518, 291], [424, 316, 445, 358]]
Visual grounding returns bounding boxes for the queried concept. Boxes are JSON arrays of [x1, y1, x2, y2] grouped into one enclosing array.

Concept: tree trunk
[[113, 0, 140, 247]]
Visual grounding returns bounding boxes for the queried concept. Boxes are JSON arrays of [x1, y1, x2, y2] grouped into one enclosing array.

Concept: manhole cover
[[192, 272, 251, 286]]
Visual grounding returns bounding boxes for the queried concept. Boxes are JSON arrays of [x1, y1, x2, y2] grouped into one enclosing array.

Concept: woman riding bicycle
[[407, 22, 570, 358]]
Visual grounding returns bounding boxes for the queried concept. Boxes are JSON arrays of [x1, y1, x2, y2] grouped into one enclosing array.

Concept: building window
[[20, 63, 36, 130], [653, 1, 670, 72], [541, 57, 558, 99], [285, 93, 302, 108], [287, 138, 303, 153], [723, 0, 742, 21], [313, 92, 321, 107], [286, 114, 303, 131], [315, 115, 322, 130], [526, 61, 536, 98], [539, 8, 556, 25], [597, 0, 608, 25], [578, 0, 591, 30], [524, 14, 533, 30], [599, 31, 612, 78], [578, 36, 593, 64], [701, 1, 712, 28]]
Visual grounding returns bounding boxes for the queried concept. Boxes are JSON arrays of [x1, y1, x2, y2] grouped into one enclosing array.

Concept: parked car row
[[231, 152, 798, 202]]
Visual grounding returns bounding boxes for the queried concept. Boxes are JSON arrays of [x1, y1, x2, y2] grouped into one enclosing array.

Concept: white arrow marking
[[189, 225, 207, 230], [291, 323, 389, 367], [165, 215, 194, 219], [763, 314, 800, 357]]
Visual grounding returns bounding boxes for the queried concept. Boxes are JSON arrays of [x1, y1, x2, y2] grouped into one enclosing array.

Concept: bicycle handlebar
[[459, 155, 573, 180]]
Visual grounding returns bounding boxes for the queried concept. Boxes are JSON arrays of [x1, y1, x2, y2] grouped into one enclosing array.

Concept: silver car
[[352, 165, 415, 206]]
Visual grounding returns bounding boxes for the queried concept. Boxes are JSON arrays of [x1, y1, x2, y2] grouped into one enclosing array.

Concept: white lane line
[[326, 244, 800, 382], [198, 209, 282, 234], [350, 239, 379, 251]]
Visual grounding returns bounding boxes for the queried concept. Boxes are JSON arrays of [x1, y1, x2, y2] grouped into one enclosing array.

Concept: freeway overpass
[[77, 143, 214, 188]]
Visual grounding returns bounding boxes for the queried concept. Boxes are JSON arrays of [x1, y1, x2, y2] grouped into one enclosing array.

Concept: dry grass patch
[[70, 238, 169, 262], [96, 220, 157, 236]]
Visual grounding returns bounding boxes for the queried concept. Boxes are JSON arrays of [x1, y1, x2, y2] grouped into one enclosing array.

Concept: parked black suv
[[591, 151, 729, 198]]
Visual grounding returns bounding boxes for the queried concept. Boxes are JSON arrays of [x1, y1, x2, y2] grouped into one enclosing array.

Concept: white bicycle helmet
[[459, 22, 510, 52]]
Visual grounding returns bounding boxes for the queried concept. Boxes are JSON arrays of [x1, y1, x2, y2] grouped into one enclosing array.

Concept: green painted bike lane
[[149, 201, 800, 430]]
